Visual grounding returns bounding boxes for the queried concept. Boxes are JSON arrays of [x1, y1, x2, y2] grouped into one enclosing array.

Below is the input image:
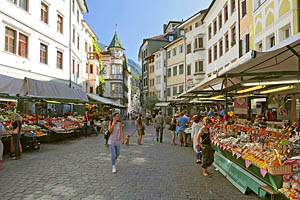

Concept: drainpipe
[[237, 0, 241, 58], [69, 0, 72, 88], [184, 35, 187, 91], [297, 0, 300, 33]]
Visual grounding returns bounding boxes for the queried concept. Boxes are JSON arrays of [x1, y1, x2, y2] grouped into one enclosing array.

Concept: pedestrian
[[177, 113, 188, 147], [84, 111, 91, 137], [9, 113, 22, 160], [169, 115, 177, 145], [192, 115, 203, 164], [154, 111, 166, 143], [108, 113, 124, 173], [219, 105, 226, 117], [136, 114, 145, 145], [0, 120, 4, 168], [100, 116, 110, 146], [197, 118, 213, 176], [145, 112, 151, 125]]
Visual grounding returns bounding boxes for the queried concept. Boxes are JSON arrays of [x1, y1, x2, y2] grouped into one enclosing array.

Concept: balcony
[[111, 58, 122, 65], [111, 93, 123, 98], [194, 72, 205, 81], [110, 74, 123, 80]]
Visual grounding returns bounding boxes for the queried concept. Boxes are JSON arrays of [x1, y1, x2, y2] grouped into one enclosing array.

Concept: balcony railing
[[110, 74, 123, 80], [111, 58, 122, 65], [111, 93, 123, 98]]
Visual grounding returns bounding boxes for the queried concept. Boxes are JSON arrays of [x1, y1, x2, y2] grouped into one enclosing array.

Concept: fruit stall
[[211, 118, 300, 199]]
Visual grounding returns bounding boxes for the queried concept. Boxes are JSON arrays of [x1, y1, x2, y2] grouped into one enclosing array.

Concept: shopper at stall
[[136, 114, 145, 145], [219, 105, 226, 117], [84, 111, 91, 137], [192, 115, 203, 164], [100, 116, 110, 146], [197, 118, 213, 176], [9, 113, 22, 160], [169, 115, 177, 145], [108, 112, 124, 173], [177, 113, 188, 147], [154, 111, 166, 143]]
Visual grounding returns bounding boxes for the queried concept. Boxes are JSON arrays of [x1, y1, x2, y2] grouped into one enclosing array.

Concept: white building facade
[[0, 0, 89, 89], [153, 48, 166, 101], [204, 0, 239, 80]]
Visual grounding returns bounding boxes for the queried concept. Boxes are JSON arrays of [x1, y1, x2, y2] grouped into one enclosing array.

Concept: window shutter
[[246, 34, 250, 53]]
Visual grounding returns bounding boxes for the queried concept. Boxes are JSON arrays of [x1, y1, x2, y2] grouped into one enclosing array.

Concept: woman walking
[[9, 113, 22, 160], [197, 118, 213, 176], [169, 115, 177, 145], [100, 116, 110, 146], [191, 115, 203, 164], [136, 114, 145, 145], [108, 113, 124, 173]]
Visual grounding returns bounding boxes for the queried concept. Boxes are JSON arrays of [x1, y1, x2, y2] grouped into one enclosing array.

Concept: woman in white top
[[191, 115, 204, 164]]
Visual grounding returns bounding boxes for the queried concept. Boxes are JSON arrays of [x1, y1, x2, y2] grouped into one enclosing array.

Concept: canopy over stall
[[87, 93, 126, 108]]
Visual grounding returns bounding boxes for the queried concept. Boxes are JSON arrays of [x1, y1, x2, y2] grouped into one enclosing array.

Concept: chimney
[[163, 24, 167, 33]]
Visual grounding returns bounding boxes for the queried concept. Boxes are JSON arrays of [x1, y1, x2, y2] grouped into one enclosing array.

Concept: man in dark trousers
[[154, 111, 166, 143]]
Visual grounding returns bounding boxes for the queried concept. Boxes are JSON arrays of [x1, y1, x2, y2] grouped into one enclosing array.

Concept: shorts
[[171, 130, 176, 137], [179, 129, 186, 138]]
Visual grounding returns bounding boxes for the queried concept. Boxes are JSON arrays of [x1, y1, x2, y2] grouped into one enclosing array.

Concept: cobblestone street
[[0, 121, 256, 200]]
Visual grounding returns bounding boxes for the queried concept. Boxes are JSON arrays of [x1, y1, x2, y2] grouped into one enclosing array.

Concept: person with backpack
[[108, 113, 124, 173], [100, 116, 110, 146]]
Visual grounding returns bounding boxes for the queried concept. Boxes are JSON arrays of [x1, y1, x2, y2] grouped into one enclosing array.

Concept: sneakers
[[112, 165, 116, 173]]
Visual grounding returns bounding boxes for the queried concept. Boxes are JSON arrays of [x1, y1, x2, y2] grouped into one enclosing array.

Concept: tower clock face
[[237, 97, 246, 106]]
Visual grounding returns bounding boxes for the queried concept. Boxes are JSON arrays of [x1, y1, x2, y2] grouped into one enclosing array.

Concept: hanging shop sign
[[234, 97, 248, 114]]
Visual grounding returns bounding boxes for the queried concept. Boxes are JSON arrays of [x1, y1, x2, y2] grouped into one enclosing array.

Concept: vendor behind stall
[[9, 113, 22, 160], [47, 109, 56, 117]]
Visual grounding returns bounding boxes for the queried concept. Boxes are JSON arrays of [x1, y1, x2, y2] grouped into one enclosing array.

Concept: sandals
[[203, 173, 209, 176]]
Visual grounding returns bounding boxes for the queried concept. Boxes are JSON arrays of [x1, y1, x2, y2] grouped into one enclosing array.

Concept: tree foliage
[[143, 95, 158, 112]]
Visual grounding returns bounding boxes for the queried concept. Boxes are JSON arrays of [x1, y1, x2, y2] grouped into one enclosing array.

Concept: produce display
[[212, 119, 299, 174], [38, 116, 84, 133], [280, 173, 300, 199]]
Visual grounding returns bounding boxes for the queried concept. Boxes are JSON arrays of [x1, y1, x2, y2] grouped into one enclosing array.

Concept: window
[[90, 64, 94, 74], [18, 33, 28, 58], [90, 87, 93, 94], [173, 66, 177, 76], [219, 39, 223, 57], [86, 83, 88, 92], [187, 44, 191, 54], [281, 25, 291, 41], [224, 3, 228, 22], [41, 2, 48, 24], [270, 35, 275, 48], [167, 88, 171, 96], [241, 0, 247, 17], [168, 68, 172, 77], [208, 48, 212, 64], [72, 0, 75, 12], [195, 60, 204, 72], [167, 51, 171, 59], [57, 15, 63, 33], [156, 75, 161, 84], [187, 64, 191, 75], [285, 28, 290, 39], [5, 27, 16, 54], [77, 35, 80, 49], [77, 10, 79, 23], [173, 87, 177, 96], [225, 33, 229, 52], [179, 64, 184, 74], [150, 65, 154, 73], [189, 25, 192, 31], [85, 41, 88, 52], [89, 45, 91, 52], [208, 25, 212, 40], [179, 85, 184, 94], [195, 37, 203, 50], [256, 41, 263, 52], [86, 63, 88, 73], [77, 64, 79, 78], [111, 65, 121, 74], [254, 0, 267, 10], [213, 19, 217, 35], [40, 43, 47, 64], [231, 0, 236, 14], [19, 0, 28, 11], [72, 60, 75, 74], [96, 65, 99, 75], [150, 79, 154, 86], [57, 51, 63, 69], [214, 44, 217, 60], [173, 47, 177, 56], [231, 25, 236, 46], [179, 44, 184, 53], [219, 13, 222, 30], [72, 29, 75, 43]]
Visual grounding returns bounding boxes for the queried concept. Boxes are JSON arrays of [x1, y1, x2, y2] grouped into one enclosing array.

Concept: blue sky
[[83, 0, 211, 64]]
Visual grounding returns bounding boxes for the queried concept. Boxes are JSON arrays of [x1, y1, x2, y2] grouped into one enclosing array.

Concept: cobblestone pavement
[[0, 120, 257, 200]]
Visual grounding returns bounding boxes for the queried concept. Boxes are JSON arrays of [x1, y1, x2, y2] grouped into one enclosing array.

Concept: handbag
[[196, 132, 210, 152]]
